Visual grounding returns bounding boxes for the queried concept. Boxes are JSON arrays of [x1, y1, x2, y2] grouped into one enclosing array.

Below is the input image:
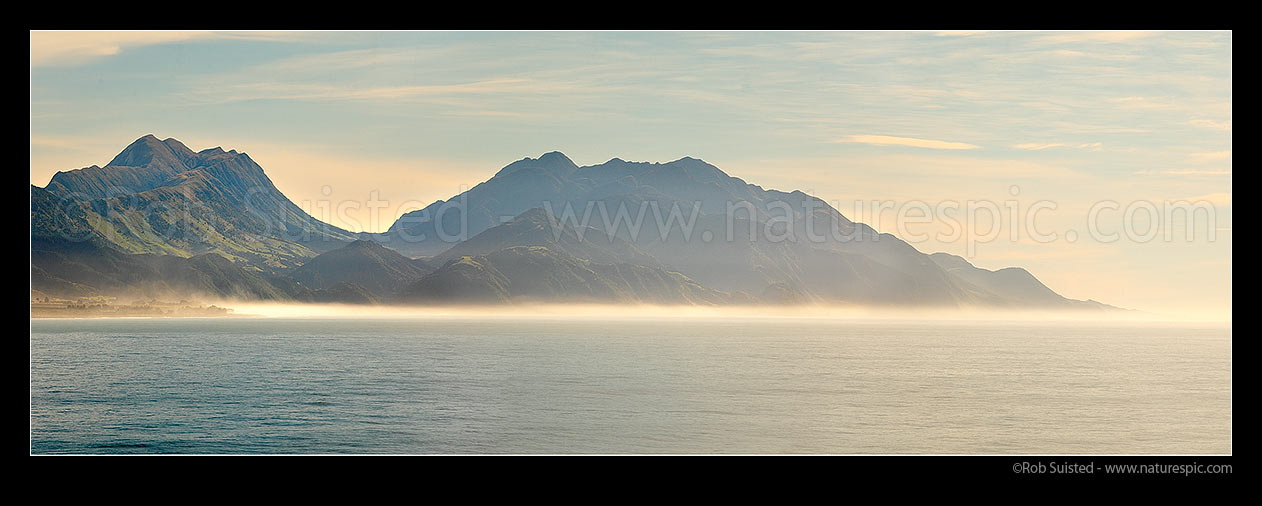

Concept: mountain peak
[[662, 155, 729, 181], [667, 155, 714, 167], [538, 151, 571, 162], [160, 137, 196, 161], [492, 151, 579, 179], [537, 151, 578, 172], [108, 134, 184, 168]]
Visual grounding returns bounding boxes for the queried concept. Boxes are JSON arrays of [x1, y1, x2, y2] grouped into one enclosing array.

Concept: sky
[[29, 30, 1231, 318]]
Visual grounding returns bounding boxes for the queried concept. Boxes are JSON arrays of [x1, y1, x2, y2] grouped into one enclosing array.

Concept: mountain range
[[30, 135, 1119, 310]]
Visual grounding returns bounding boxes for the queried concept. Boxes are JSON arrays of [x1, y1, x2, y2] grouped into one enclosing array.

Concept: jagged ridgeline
[[34, 135, 356, 269], [30, 135, 1119, 310]]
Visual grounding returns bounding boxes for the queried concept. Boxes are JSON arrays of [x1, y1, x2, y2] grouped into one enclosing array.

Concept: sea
[[30, 315, 1231, 454]]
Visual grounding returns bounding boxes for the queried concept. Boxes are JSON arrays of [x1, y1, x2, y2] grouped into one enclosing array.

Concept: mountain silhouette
[[30, 137, 1118, 309]]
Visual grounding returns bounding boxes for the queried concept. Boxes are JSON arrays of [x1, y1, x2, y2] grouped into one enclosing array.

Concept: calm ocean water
[[30, 317, 1231, 454]]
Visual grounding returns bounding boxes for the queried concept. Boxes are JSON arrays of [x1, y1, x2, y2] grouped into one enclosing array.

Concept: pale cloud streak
[[1189, 119, 1232, 131], [1189, 150, 1231, 163], [1013, 142, 1103, 151], [839, 135, 980, 150], [188, 78, 591, 105], [1183, 192, 1232, 207], [934, 31, 988, 37], [1135, 169, 1232, 176], [30, 30, 309, 67], [31, 31, 215, 67], [251, 47, 458, 74], [1038, 31, 1160, 44]]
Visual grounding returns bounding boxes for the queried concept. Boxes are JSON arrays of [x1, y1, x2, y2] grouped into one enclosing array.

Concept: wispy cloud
[[30, 30, 307, 67], [30, 135, 85, 149], [31, 31, 214, 66], [1189, 150, 1232, 163], [934, 31, 988, 37], [1047, 122, 1151, 134], [189, 78, 589, 105], [1112, 95, 1190, 111], [839, 135, 980, 150], [1045, 49, 1090, 58], [244, 46, 465, 75], [1135, 169, 1232, 176], [1013, 142, 1103, 151], [1189, 119, 1232, 131], [1181, 192, 1232, 206], [1039, 31, 1159, 44]]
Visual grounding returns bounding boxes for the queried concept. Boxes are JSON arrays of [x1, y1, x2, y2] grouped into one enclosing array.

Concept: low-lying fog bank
[[220, 300, 1229, 325]]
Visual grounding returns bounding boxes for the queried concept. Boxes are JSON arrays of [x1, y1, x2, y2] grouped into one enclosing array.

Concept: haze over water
[[29, 31, 1231, 457], [30, 315, 1231, 454]]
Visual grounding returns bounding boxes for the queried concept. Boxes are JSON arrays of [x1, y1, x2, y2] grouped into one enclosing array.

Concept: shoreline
[[30, 313, 257, 320], [30, 301, 242, 320]]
